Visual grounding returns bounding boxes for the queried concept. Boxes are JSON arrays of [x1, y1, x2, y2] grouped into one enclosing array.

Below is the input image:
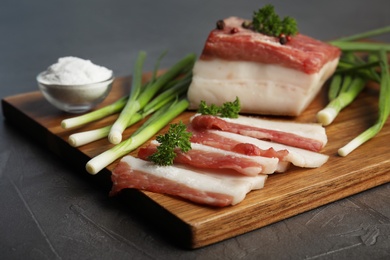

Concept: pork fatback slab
[[187, 16, 341, 116]]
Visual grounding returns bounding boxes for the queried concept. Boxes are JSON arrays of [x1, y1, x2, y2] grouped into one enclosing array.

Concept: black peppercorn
[[230, 27, 239, 34], [279, 34, 287, 45], [216, 20, 225, 30]]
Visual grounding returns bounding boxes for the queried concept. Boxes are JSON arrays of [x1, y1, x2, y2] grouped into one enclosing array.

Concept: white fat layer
[[120, 156, 264, 205], [210, 130, 329, 168], [151, 140, 278, 174], [187, 58, 339, 116], [276, 161, 291, 172], [176, 165, 268, 190], [225, 115, 327, 146]]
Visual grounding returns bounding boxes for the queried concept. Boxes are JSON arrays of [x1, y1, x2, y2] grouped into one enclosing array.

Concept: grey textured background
[[1, 1, 390, 259]]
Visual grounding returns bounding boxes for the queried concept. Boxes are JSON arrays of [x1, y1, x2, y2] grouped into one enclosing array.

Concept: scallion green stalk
[[317, 76, 366, 126], [328, 53, 355, 100], [61, 95, 128, 129], [366, 53, 382, 82], [142, 72, 192, 112], [336, 60, 380, 75], [331, 25, 390, 42], [339, 74, 353, 93], [108, 51, 147, 144], [86, 98, 189, 174], [328, 74, 343, 101], [330, 41, 390, 52], [140, 50, 167, 95], [317, 50, 383, 127], [67, 74, 191, 147], [336, 61, 381, 83], [68, 113, 142, 147], [338, 49, 390, 156], [107, 53, 196, 144]]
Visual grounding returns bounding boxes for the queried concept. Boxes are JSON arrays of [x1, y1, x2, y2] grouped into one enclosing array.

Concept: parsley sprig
[[148, 97, 240, 166], [250, 5, 298, 39], [198, 97, 240, 118], [148, 121, 192, 166]]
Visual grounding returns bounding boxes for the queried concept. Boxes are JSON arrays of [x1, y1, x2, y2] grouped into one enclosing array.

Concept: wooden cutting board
[[2, 75, 390, 249]]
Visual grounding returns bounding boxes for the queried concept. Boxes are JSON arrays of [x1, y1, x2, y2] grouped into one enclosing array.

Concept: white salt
[[39, 56, 113, 85]]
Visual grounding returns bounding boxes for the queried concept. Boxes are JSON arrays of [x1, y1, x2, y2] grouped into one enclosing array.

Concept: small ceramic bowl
[[37, 72, 114, 113]]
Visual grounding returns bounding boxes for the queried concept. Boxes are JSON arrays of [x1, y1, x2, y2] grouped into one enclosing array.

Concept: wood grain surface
[[2, 75, 390, 249]]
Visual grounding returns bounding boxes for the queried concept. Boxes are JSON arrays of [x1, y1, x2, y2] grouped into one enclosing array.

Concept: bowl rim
[[36, 71, 114, 87]]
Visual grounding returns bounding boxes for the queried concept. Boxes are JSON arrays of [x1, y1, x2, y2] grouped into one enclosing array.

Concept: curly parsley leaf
[[252, 4, 298, 37], [148, 121, 192, 166], [198, 97, 240, 118], [198, 101, 221, 116], [219, 98, 240, 118]]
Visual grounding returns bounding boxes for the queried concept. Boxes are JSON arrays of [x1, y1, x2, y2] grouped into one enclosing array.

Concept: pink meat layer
[[191, 115, 324, 152], [200, 17, 341, 74], [188, 126, 289, 161], [138, 142, 275, 176]]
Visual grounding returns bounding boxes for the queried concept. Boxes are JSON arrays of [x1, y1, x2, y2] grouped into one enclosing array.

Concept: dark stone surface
[[1, 1, 390, 259]]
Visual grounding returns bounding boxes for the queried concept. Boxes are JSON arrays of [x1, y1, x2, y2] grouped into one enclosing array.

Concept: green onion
[[331, 25, 390, 42], [338, 74, 353, 93], [148, 50, 168, 88], [320, 27, 390, 155], [327, 53, 355, 100], [366, 53, 382, 82], [338, 49, 390, 156], [317, 51, 378, 126], [107, 53, 196, 144], [317, 47, 384, 126], [327, 74, 343, 101], [336, 60, 381, 83], [329, 41, 390, 52], [336, 61, 381, 82], [86, 98, 189, 175], [108, 51, 147, 144], [61, 96, 128, 129], [68, 113, 143, 147], [317, 76, 366, 126], [329, 26, 390, 52], [68, 74, 191, 147], [142, 72, 192, 112]]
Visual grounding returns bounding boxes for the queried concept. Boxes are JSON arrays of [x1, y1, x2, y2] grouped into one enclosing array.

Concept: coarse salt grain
[[39, 56, 113, 85]]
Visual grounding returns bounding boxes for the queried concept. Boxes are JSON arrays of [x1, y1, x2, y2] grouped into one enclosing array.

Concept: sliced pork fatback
[[187, 16, 341, 116], [138, 140, 279, 175], [110, 155, 267, 207], [204, 130, 329, 168], [191, 114, 327, 152], [188, 125, 288, 159]]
